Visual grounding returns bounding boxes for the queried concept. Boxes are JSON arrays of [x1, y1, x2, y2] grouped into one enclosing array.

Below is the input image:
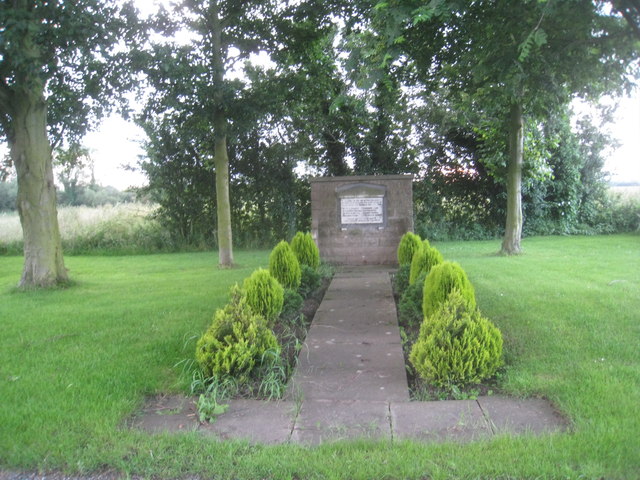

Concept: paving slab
[[289, 267, 409, 402], [298, 338, 406, 369], [199, 399, 296, 444], [292, 399, 391, 445], [291, 367, 409, 402], [130, 395, 199, 433], [390, 400, 492, 442], [477, 396, 569, 435], [304, 319, 399, 338]]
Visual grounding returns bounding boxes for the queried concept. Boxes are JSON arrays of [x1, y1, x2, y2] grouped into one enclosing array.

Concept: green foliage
[[1, 238, 640, 476], [0, 180, 18, 212], [197, 394, 229, 423], [392, 263, 411, 297], [397, 232, 422, 266], [291, 232, 320, 270], [242, 269, 284, 326], [409, 244, 443, 285], [195, 286, 280, 383], [280, 288, 304, 323], [298, 264, 321, 299], [269, 240, 302, 289], [423, 261, 476, 319], [410, 291, 503, 387], [0, 204, 182, 256], [398, 272, 427, 330], [255, 349, 290, 400]]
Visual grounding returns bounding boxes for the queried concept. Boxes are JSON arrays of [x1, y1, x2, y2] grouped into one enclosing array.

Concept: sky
[[602, 93, 640, 184], [84, 92, 640, 191]]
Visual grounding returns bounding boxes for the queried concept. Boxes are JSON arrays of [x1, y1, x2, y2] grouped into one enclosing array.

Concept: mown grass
[[0, 235, 639, 479]]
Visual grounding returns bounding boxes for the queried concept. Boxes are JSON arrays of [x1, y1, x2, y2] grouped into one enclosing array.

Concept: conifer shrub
[[398, 272, 427, 329], [298, 264, 321, 298], [393, 263, 411, 297], [410, 291, 503, 387], [291, 232, 320, 270], [280, 288, 304, 323], [195, 286, 280, 383], [269, 240, 302, 289], [423, 261, 476, 319], [397, 232, 422, 266], [242, 268, 284, 326], [409, 244, 443, 285]]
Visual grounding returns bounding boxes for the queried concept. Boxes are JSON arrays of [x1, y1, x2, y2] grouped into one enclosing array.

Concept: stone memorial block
[[311, 175, 413, 265]]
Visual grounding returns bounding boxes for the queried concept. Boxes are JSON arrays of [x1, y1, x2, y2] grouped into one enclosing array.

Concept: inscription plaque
[[340, 197, 384, 224]]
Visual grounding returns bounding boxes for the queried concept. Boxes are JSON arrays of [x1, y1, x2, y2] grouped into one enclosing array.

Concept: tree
[[141, 0, 291, 267], [610, 0, 640, 38], [54, 143, 94, 206], [389, 0, 639, 253], [0, 1, 144, 287]]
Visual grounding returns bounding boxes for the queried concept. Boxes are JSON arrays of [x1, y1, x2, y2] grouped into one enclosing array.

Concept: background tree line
[[1, 0, 639, 286], [138, 0, 640, 250]]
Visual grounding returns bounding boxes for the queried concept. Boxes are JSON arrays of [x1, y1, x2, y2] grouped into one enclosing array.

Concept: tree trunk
[[501, 102, 524, 255], [210, 0, 234, 268], [11, 89, 68, 287], [213, 127, 234, 267]]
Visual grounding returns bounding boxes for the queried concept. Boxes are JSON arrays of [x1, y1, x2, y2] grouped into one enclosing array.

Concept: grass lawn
[[1, 235, 638, 479]]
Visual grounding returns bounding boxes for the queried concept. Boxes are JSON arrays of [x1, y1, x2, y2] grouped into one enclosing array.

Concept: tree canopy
[[0, 0, 145, 287], [2, 0, 639, 283]]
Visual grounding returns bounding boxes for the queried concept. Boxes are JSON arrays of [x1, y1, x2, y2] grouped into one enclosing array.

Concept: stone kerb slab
[[310, 175, 413, 265]]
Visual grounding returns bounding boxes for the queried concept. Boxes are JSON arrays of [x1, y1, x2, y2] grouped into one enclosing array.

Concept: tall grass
[[0, 235, 638, 479], [0, 203, 179, 255]]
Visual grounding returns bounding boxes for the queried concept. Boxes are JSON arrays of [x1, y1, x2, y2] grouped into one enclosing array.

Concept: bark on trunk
[[501, 102, 524, 255], [210, 0, 234, 268], [11, 89, 68, 287], [213, 129, 234, 267]]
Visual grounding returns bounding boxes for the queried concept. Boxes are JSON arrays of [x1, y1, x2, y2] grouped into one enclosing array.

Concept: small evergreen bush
[[291, 232, 320, 270], [423, 261, 476, 319], [397, 232, 422, 266], [280, 288, 304, 323], [298, 264, 321, 299], [269, 240, 302, 289], [195, 286, 280, 383], [243, 268, 284, 326], [398, 271, 427, 330], [409, 244, 443, 285], [410, 291, 503, 387], [393, 263, 411, 297]]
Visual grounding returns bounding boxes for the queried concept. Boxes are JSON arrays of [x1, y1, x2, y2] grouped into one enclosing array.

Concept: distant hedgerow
[[423, 261, 476, 319], [410, 291, 503, 387], [269, 240, 302, 289], [397, 232, 422, 266], [291, 232, 320, 270]]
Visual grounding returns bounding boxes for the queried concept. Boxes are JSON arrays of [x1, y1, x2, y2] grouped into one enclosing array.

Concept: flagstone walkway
[[133, 267, 568, 444]]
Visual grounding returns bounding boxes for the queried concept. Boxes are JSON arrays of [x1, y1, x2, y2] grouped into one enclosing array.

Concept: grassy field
[[610, 185, 640, 200], [0, 203, 168, 255], [1, 235, 638, 479]]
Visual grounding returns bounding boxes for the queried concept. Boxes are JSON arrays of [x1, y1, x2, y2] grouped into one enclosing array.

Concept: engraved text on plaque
[[340, 197, 384, 224]]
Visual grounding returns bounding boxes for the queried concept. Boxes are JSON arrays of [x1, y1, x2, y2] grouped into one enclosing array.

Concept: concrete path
[[133, 267, 568, 444]]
